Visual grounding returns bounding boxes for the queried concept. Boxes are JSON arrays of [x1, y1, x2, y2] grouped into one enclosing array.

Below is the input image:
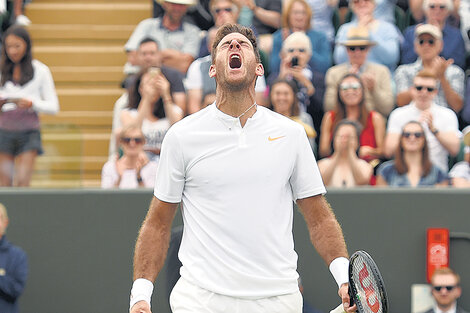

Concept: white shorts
[[170, 277, 303, 313]]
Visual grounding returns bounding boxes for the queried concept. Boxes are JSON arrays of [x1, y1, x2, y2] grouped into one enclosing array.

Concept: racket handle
[[330, 303, 346, 313]]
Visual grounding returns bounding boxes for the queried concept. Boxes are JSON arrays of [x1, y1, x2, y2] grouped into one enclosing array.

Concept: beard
[[216, 71, 256, 92]]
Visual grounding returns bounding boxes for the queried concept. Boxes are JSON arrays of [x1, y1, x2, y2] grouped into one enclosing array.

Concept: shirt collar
[[435, 302, 457, 313], [159, 18, 184, 32]]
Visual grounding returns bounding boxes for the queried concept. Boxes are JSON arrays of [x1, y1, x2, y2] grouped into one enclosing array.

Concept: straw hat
[[341, 26, 376, 47]]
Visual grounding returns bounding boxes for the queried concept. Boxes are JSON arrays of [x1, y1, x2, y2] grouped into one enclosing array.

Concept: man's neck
[[162, 15, 182, 31], [421, 56, 438, 68], [216, 89, 257, 127], [413, 100, 432, 111], [436, 301, 457, 313]]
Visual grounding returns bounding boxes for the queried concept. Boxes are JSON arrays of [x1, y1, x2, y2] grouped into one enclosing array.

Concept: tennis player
[[129, 23, 355, 313]]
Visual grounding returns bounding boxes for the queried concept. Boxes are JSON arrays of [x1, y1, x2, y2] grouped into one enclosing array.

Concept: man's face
[[346, 45, 370, 66], [0, 210, 8, 238], [163, 2, 189, 23], [431, 274, 461, 309], [209, 32, 263, 91], [411, 76, 438, 107], [212, 0, 238, 27], [425, 0, 450, 24], [414, 34, 442, 61], [138, 41, 161, 69]]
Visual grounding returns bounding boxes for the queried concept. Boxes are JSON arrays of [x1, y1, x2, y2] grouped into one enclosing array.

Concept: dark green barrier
[[0, 188, 468, 313]]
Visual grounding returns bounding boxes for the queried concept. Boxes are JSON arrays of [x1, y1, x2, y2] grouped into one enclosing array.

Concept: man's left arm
[[297, 195, 354, 312], [439, 66, 464, 113]]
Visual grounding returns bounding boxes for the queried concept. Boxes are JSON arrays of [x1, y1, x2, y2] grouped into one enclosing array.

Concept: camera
[[291, 56, 299, 67]]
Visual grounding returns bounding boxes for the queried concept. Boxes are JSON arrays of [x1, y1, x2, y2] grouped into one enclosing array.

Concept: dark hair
[[211, 23, 260, 64], [127, 70, 166, 119], [139, 37, 159, 49], [395, 121, 432, 176], [269, 78, 300, 116], [331, 119, 363, 156], [334, 73, 368, 131], [1, 26, 34, 86]]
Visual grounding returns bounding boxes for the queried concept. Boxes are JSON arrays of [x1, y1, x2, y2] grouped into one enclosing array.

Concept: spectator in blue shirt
[[0, 203, 28, 313], [400, 0, 466, 69]]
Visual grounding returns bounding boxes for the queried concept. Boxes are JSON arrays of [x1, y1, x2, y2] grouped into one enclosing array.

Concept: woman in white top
[[101, 124, 158, 189], [0, 26, 59, 186], [120, 69, 183, 162]]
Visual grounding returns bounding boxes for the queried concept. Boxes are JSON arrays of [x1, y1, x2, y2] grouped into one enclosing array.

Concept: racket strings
[[351, 255, 385, 313]]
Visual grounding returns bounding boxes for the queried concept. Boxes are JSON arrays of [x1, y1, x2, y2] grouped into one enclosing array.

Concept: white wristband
[[329, 257, 349, 288], [130, 278, 154, 310]]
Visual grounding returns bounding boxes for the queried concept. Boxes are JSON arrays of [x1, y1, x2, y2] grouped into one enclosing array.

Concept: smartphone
[[291, 56, 299, 67], [148, 67, 161, 77]]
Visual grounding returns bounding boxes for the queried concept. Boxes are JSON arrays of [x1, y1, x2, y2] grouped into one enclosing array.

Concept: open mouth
[[229, 54, 242, 69]]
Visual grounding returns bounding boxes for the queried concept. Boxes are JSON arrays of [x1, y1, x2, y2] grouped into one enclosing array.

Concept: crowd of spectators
[[0, 0, 469, 189], [112, 0, 470, 189]]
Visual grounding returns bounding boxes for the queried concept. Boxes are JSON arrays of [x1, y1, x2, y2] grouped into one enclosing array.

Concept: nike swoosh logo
[[268, 136, 285, 141]]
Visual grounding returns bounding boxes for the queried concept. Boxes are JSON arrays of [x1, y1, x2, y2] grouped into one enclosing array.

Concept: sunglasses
[[214, 7, 232, 14], [402, 131, 425, 138], [414, 85, 435, 92], [347, 46, 368, 52], [121, 137, 144, 144], [418, 38, 435, 45], [433, 285, 457, 292], [340, 82, 362, 90], [287, 48, 306, 53], [429, 4, 447, 9]]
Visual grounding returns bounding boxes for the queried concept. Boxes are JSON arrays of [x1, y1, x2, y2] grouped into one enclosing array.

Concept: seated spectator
[[385, 70, 460, 172], [270, 0, 331, 74], [124, 0, 201, 74], [420, 267, 468, 313], [449, 126, 470, 187], [110, 38, 187, 158], [306, 0, 337, 44], [376, 121, 448, 186], [459, 0, 470, 55], [198, 0, 241, 59], [395, 24, 464, 113], [0, 26, 59, 187], [324, 26, 393, 117], [359, 0, 397, 24], [318, 119, 373, 187], [409, 0, 460, 28], [267, 31, 325, 133], [401, 0, 466, 69], [153, 0, 214, 31], [269, 78, 317, 152], [120, 69, 184, 162], [101, 124, 158, 189], [333, 0, 402, 72], [320, 73, 385, 163], [185, 27, 268, 114], [235, 0, 282, 54]]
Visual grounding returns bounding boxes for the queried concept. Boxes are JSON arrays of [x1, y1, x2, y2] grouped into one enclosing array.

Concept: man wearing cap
[[125, 0, 201, 74], [402, 0, 466, 69], [394, 24, 464, 114], [449, 126, 470, 187], [324, 26, 393, 117]]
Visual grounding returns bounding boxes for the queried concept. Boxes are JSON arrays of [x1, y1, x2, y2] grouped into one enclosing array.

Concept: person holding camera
[[267, 31, 325, 136]]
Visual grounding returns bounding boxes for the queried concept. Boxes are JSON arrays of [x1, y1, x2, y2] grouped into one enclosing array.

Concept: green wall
[[0, 188, 469, 313]]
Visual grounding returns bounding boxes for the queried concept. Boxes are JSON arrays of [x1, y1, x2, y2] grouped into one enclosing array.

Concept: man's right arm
[[130, 197, 179, 313]]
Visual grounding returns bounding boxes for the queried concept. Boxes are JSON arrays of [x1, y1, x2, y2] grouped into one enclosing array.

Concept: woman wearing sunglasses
[[101, 124, 158, 189], [319, 73, 385, 165], [376, 121, 448, 186], [120, 69, 183, 162]]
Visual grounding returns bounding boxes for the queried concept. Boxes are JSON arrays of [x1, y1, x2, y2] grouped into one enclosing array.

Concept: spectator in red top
[[319, 73, 385, 163]]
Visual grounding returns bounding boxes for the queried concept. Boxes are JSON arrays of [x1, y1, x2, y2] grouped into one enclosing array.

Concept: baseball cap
[[415, 24, 442, 39]]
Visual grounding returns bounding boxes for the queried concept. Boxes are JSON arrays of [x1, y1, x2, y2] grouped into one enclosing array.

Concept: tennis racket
[[330, 250, 388, 313]]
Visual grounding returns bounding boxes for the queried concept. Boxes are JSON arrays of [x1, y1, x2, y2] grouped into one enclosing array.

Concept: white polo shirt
[[154, 103, 326, 298]]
